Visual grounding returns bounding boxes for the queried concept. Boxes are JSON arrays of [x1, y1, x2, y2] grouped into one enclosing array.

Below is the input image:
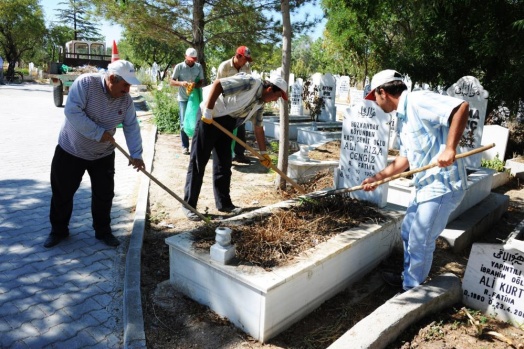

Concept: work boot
[[218, 205, 243, 215]]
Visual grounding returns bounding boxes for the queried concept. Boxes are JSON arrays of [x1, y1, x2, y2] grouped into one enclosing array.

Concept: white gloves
[[202, 108, 213, 124]]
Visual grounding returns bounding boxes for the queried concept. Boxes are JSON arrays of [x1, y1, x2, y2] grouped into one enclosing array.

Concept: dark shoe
[[96, 234, 120, 247], [233, 155, 251, 164], [182, 207, 202, 221], [382, 271, 403, 287], [44, 234, 68, 248], [218, 206, 243, 215]]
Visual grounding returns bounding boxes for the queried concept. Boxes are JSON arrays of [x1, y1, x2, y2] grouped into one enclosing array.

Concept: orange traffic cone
[[111, 40, 120, 62]]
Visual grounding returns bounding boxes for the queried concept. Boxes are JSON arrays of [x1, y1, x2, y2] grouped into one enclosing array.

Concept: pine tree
[[55, 0, 103, 42]]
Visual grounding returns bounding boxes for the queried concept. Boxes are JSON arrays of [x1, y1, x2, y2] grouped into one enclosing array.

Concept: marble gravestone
[[290, 78, 304, 116], [462, 243, 524, 328], [337, 76, 350, 102], [349, 88, 364, 108], [311, 73, 337, 122], [480, 125, 509, 161], [336, 100, 391, 208], [446, 76, 489, 169]]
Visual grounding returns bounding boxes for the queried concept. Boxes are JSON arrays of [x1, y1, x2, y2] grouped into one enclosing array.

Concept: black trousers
[[184, 116, 237, 210], [49, 145, 115, 238], [233, 123, 247, 157]]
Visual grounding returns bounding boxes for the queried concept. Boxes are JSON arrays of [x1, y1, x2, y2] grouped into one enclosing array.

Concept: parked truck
[[49, 40, 111, 107]]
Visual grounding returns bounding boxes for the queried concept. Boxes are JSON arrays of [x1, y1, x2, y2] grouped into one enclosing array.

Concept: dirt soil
[[141, 127, 524, 349]]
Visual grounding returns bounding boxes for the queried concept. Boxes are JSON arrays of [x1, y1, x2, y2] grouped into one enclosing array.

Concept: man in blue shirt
[[361, 69, 469, 292], [44, 60, 145, 248], [170, 48, 205, 155]]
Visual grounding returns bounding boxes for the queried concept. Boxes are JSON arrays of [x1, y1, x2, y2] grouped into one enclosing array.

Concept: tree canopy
[[91, 0, 319, 79], [0, 0, 46, 71], [322, 0, 524, 115]]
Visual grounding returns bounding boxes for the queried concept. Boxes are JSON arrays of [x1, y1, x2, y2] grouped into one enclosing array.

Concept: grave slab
[[165, 203, 405, 342], [440, 192, 509, 253]]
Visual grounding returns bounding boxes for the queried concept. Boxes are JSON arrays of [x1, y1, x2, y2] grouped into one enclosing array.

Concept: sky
[[40, 0, 325, 49], [40, 0, 122, 48]]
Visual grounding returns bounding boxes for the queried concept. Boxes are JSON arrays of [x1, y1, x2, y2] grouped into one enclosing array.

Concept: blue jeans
[[179, 101, 189, 149], [401, 189, 465, 290]]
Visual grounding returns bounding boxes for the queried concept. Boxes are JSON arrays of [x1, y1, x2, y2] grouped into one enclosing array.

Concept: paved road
[[0, 83, 147, 348]]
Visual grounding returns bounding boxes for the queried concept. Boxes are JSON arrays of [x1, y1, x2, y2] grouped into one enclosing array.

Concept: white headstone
[[389, 113, 399, 149], [337, 101, 391, 208], [480, 125, 509, 161], [462, 243, 524, 327], [319, 73, 337, 121], [446, 76, 489, 169], [290, 78, 303, 116], [338, 76, 350, 102], [289, 73, 295, 88], [349, 88, 364, 108]]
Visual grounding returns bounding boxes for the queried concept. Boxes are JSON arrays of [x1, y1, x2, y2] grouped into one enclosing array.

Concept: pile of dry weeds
[[192, 192, 385, 269]]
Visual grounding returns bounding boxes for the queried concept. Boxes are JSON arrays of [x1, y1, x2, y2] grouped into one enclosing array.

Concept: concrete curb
[[123, 123, 157, 348], [327, 273, 462, 349]]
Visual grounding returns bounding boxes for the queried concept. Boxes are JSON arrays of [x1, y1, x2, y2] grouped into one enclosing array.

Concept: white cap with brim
[[269, 76, 288, 100], [185, 48, 198, 62], [364, 69, 404, 100], [107, 60, 141, 85]]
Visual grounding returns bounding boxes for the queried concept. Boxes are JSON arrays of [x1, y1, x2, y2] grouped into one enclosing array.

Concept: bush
[[481, 154, 506, 172], [152, 87, 180, 133], [506, 121, 524, 159]]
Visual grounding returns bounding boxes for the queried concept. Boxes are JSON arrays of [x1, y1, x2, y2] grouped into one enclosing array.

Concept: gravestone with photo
[[336, 100, 391, 208], [446, 76, 489, 169], [462, 243, 524, 328]]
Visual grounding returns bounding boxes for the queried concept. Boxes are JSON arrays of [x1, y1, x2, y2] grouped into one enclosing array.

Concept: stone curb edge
[[123, 123, 157, 348]]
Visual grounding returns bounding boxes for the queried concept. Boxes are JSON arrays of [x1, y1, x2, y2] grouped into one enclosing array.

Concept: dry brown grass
[[192, 191, 386, 269]]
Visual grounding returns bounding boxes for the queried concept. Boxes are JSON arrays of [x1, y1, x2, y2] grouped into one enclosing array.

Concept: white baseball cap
[[269, 76, 288, 100], [107, 60, 141, 85], [185, 48, 198, 61], [365, 69, 404, 100]]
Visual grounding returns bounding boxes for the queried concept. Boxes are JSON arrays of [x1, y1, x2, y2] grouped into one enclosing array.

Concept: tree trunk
[[276, 0, 291, 191], [192, 0, 207, 77]]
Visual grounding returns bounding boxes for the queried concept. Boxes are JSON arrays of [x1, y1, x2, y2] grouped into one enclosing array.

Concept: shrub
[[481, 154, 506, 172], [152, 86, 180, 133], [506, 121, 524, 159]]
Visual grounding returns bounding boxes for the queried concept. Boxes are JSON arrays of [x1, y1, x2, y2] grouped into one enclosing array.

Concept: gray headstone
[[446, 76, 489, 169], [462, 243, 524, 327], [336, 100, 391, 208]]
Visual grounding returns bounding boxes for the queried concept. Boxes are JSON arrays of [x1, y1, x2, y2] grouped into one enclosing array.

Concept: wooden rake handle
[[211, 120, 307, 194], [313, 143, 496, 197], [113, 141, 209, 223]]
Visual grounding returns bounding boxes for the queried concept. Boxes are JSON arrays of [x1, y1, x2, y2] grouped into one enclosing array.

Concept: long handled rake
[[113, 141, 210, 223], [211, 120, 307, 194], [310, 143, 496, 198]]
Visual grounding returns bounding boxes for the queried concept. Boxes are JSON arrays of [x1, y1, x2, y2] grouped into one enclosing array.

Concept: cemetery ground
[[142, 132, 524, 349]]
